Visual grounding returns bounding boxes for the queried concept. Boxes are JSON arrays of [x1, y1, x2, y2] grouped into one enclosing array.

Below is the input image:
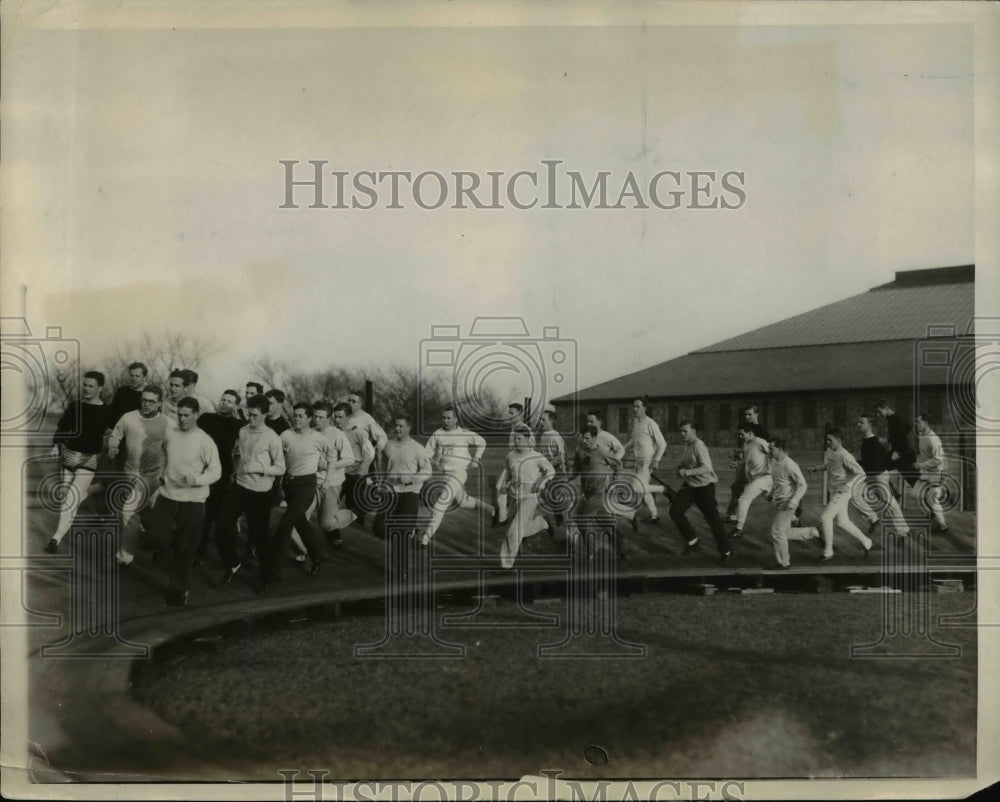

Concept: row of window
[[613, 394, 945, 435]]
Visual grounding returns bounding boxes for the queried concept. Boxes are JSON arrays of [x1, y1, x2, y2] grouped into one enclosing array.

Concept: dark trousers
[[670, 483, 731, 556], [372, 490, 421, 539], [147, 497, 205, 592], [373, 491, 422, 586], [890, 456, 919, 488], [342, 474, 365, 521], [197, 477, 230, 558], [216, 484, 273, 570], [270, 475, 325, 581]]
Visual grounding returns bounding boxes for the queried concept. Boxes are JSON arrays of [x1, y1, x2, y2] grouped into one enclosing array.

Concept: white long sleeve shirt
[[158, 427, 222, 503]]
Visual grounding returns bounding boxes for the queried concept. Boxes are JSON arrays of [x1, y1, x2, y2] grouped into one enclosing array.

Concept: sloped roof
[[565, 266, 974, 402]]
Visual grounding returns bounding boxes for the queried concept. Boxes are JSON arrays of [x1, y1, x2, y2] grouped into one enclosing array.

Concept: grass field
[[130, 591, 976, 780]]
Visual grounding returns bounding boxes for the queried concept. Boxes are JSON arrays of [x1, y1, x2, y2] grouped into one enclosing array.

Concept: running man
[[423, 404, 494, 545], [313, 401, 359, 546], [913, 412, 949, 533], [265, 402, 330, 593], [194, 389, 244, 561], [45, 371, 113, 553], [767, 437, 820, 569], [538, 404, 567, 527], [726, 404, 771, 522], [875, 400, 918, 490], [623, 398, 667, 523], [345, 389, 388, 462], [334, 401, 376, 528], [106, 385, 175, 566], [669, 420, 732, 564], [373, 413, 432, 540], [214, 394, 285, 589], [499, 423, 556, 569], [566, 424, 634, 562], [856, 413, 910, 542], [492, 402, 535, 527], [583, 408, 626, 462], [729, 423, 772, 538], [145, 397, 221, 606], [808, 427, 874, 562]]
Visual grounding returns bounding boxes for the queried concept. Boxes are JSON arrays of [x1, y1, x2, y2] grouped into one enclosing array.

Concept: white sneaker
[[420, 531, 431, 547]]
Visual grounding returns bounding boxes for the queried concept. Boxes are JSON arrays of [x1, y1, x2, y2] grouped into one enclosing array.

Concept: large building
[[558, 265, 976, 475]]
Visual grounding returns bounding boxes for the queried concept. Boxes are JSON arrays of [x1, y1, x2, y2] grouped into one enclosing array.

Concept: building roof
[[564, 265, 974, 402]]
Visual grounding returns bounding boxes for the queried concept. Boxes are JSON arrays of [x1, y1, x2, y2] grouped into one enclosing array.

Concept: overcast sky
[[3, 9, 977, 408]]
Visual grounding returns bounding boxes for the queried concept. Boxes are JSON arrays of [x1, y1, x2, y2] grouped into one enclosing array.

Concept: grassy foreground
[[130, 591, 976, 780]]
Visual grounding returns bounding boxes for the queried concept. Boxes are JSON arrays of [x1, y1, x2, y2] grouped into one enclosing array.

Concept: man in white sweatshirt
[[912, 412, 949, 532], [146, 397, 221, 605], [767, 437, 819, 568], [624, 398, 667, 523], [808, 427, 874, 562], [729, 423, 772, 538]]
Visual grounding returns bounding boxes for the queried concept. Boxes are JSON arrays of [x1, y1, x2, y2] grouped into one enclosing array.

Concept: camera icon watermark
[[914, 317, 1000, 447], [418, 316, 578, 435], [0, 317, 80, 446]]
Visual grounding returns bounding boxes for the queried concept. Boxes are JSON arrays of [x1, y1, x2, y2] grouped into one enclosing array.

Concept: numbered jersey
[[425, 426, 486, 474]]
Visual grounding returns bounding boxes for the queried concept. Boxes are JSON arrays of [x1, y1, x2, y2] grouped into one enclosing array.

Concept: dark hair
[[508, 402, 524, 414], [858, 412, 874, 424], [222, 389, 240, 401], [395, 412, 413, 426], [333, 402, 352, 416], [581, 424, 599, 439], [679, 419, 696, 432], [313, 400, 334, 417], [542, 409, 557, 421], [265, 389, 286, 404], [246, 381, 263, 395], [168, 369, 190, 385], [769, 436, 787, 451], [128, 362, 148, 376], [348, 389, 364, 401], [742, 404, 759, 415], [826, 427, 843, 440], [83, 370, 105, 387], [187, 370, 199, 384], [441, 404, 456, 415], [738, 422, 758, 435], [247, 395, 269, 413], [916, 410, 932, 424], [512, 423, 532, 437], [292, 401, 313, 415], [142, 385, 164, 402], [876, 399, 890, 410], [586, 408, 604, 423], [177, 396, 200, 415]]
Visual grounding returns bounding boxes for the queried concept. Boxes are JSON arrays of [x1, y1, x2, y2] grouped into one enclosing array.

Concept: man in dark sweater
[[856, 412, 910, 540], [194, 389, 244, 561], [875, 400, 918, 488], [107, 362, 149, 427]]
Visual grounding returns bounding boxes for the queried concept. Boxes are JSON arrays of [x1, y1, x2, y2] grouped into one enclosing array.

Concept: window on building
[[802, 398, 817, 428], [693, 404, 704, 429], [920, 395, 944, 426], [617, 407, 631, 434], [719, 403, 731, 431], [667, 405, 679, 432], [833, 398, 847, 427], [773, 399, 788, 429]]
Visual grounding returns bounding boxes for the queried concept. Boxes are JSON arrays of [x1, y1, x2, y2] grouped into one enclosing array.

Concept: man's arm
[[369, 416, 389, 453], [787, 463, 809, 510], [470, 431, 487, 464], [190, 439, 222, 487], [106, 413, 128, 459], [680, 441, 714, 479], [266, 433, 286, 477], [651, 421, 667, 465], [915, 438, 945, 472]]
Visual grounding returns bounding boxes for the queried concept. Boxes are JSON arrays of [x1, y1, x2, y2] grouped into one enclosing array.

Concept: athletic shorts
[[62, 448, 100, 473]]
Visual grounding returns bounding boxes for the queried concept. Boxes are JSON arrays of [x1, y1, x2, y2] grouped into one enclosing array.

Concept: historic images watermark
[[279, 160, 747, 211]]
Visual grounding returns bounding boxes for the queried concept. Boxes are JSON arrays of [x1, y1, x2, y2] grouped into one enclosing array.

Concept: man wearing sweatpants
[[730, 423, 772, 538], [808, 427, 874, 562], [670, 420, 732, 565], [767, 437, 819, 568], [913, 413, 949, 533]]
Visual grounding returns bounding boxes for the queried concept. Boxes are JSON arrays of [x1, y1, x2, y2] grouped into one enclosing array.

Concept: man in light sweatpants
[[729, 423, 772, 538], [499, 424, 555, 568], [767, 437, 819, 568], [808, 427, 874, 562], [912, 412, 949, 533], [624, 398, 667, 523]]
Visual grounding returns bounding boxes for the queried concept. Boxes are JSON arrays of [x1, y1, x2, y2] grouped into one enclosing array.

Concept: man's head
[[218, 390, 239, 417], [167, 369, 190, 401], [825, 427, 844, 451], [679, 420, 698, 444], [633, 399, 647, 419], [441, 404, 458, 431], [347, 390, 365, 414], [541, 408, 556, 430], [507, 403, 524, 424], [81, 371, 105, 401], [245, 381, 263, 400], [585, 409, 605, 430], [875, 399, 893, 418], [332, 402, 351, 429], [127, 362, 148, 390], [580, 424, 600, 450], [291, 401, 313, 432], [176, 398, 200, 431], [769, 437, 787, 461], [511, 422, 533, 448], [393, 413, 412, 440], [264, 389, 286, 418], [186, 370, 200, 388], [915, 412, 932, 436], [857, 413, 875, 437], [139, 385, 163, 418], [738, 423, 757, 444], [742, 404, 760, 424], [246, 394, 269, 425], [313, 400, 334, 430]]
